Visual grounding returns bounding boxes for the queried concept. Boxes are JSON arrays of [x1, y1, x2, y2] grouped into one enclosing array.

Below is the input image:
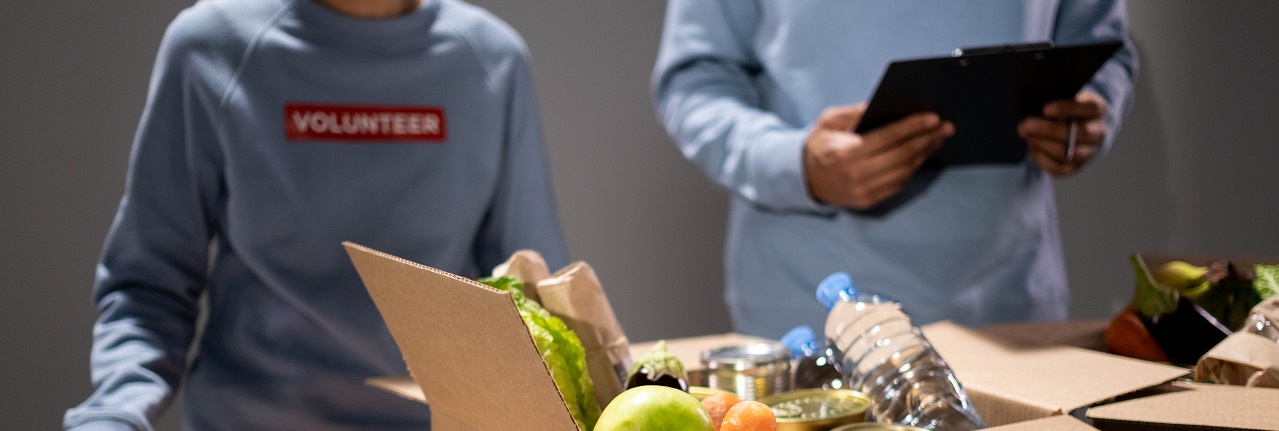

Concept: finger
[[840, 165, 912, 210], [1019, 117, 1106, 145], [860, 112, 943, 156], [859, 162, 916, 200], [1028, 134, 1100, 174], [817, 103, 868, 131], [854, 122, 949, 184], [1026, 136, 1068, 165], [1044, 92, 1109, 120], [837, 124, 947, 210], [1029, 147, 1075, 177]]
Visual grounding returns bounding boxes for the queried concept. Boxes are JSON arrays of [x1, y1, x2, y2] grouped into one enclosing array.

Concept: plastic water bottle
[[780, 326, 844, 390], [817, 272, 986, 431]]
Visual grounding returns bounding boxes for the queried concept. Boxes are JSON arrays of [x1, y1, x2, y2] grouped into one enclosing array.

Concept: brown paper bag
[[536, 262, 632, 409], [1196, 297, 1279, 387], [491, 249, 552, 303]]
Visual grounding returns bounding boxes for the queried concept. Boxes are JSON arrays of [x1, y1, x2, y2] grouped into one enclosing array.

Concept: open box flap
[[1086, 385, 1279, 431], [922, 322, 1190, 426], [344, 242, 578, 431]]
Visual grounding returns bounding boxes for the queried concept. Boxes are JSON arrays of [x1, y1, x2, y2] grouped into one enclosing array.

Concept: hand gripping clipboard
[[853, 40, 1123, 168]]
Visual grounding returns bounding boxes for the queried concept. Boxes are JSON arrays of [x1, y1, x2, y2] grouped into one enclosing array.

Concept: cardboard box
[[1086, 384, 1279, 431], [344, 242, 578, 430], [922, 322, 1190, 427], [983, 415, 1101, 431], [348, 241, 1201, 430]]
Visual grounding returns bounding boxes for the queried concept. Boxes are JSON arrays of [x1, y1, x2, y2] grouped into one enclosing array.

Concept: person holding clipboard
[[652, 1, 1137, 337]]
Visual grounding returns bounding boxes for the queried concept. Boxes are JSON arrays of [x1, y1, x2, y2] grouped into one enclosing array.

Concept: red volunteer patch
[[285, 103, 447, 142]]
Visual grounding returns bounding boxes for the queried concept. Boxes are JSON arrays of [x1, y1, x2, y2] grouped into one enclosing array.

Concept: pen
[[1065, 120, 1077, 163]]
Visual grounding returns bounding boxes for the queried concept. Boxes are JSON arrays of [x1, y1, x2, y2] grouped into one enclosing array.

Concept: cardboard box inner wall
[[345, 242, 578, 431]]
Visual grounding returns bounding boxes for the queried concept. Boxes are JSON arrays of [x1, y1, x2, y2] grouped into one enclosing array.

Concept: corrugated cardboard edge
[[982, 415, 1100, 431], [1087, 385, 1279, 431], [343, 242, 578, 431]]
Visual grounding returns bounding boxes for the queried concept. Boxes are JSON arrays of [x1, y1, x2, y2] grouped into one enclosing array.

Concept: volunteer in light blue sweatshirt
[[64, 0, 567, 429], [653, 1, 1137, 337]]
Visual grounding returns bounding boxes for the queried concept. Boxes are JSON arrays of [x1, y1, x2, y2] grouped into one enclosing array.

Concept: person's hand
[[803, 103, 954, 210], [1019, 91, 1109, 177]]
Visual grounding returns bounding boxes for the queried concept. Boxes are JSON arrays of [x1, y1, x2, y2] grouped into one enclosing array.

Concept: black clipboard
[[854, 40, 1123, 167]]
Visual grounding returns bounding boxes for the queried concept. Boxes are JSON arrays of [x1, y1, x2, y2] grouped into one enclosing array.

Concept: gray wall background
[[2, 1, 1276, 429]]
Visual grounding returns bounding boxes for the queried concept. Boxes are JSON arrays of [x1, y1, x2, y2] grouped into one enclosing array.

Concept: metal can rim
[[701, 342, 791, 371], [757, 388, 871, 428]]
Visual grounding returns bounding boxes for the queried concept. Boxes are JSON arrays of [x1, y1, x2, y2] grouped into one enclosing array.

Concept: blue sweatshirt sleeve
[[651, 0, 831, 215], [65, 13, 223, 431], [470, 26, 570, 272], [1054, 0, 1139, 158]]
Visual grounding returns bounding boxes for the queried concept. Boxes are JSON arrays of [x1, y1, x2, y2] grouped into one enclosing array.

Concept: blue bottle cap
[[780, 326, 817, 359], [816, 272, 857, 310]]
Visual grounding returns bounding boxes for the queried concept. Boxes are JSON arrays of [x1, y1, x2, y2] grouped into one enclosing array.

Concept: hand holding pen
[[1018, 90, 1110, 177]]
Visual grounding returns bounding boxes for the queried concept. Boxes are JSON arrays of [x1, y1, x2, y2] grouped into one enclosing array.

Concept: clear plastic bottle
[[816, 272, 986, 431], [780, 326, 845, 390]]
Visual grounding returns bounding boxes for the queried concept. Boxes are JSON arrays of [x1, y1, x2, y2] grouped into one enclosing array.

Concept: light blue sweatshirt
[[64, 0, 567, 429], [653, 0, 1136, 338]]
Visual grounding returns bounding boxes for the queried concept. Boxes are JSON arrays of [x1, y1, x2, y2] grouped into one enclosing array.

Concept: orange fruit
[[719, 400, 776, 431]]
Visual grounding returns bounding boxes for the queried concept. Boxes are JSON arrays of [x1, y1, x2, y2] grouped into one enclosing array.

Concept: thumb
[[817, 103, 867, 132]]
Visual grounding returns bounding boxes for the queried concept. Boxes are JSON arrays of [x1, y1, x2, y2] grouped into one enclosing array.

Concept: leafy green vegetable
[[1255, 264, 1279, 301], [480, 276, 600, 431], [1131, 254, 1179, 317]]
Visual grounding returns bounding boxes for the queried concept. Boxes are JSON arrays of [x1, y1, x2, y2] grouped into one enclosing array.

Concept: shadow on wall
[[1055, 36, 1178, 319]]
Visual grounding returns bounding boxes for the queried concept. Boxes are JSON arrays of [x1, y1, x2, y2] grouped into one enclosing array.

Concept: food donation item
[[781, 325, 845, 390], [702, 393, 742, 431], [492, 249, 552, 303], [594, 385, 714, 431], [536, 261, 633, 408], [818, 272, 986, 431], [1111, 255, 1279, 364], [478, 276, 599, 431], [719, 400, 778, 431], [627, 340, 690, 392], [758, 389, 870, 431], [701, 342, 792, 400]]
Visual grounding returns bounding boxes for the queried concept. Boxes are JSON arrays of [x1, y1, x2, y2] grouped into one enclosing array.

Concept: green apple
[[594, 386, 713, 431]]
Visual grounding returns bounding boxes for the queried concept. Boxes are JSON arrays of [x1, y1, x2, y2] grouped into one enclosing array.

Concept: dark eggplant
[[1144, 297, 1232, 365], [625, 340, 689, 392]]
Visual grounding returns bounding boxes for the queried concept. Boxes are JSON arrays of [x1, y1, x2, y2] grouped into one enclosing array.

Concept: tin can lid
[[758, 389, 871, 430], [830, 423, 929, 431], [700, 342, 791, 371]]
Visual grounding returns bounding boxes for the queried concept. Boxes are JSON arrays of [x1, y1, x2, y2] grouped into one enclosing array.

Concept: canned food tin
[[701, 342, 792, 400], [758, 389, 871, 431], [830, 423, 929, 431]]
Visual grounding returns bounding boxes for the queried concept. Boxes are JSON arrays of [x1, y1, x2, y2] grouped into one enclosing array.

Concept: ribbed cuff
[[746, 127, 838, 215]]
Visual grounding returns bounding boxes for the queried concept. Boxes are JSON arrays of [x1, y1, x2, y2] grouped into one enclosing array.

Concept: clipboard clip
[[952, 41, 1055, 57]]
